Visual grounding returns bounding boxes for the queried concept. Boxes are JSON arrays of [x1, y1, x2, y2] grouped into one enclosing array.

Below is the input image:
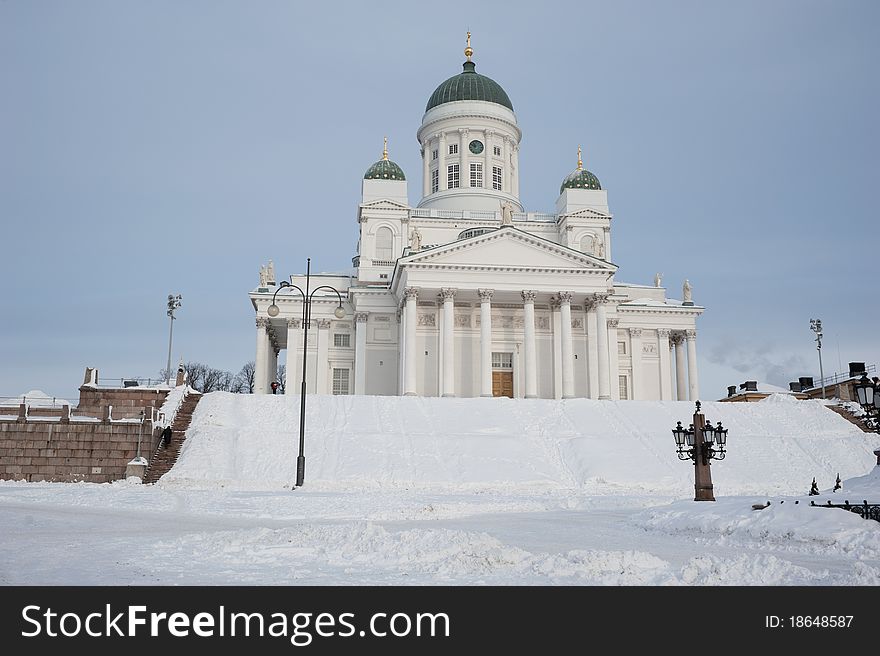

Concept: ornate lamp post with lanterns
[[671, 401, 728, 501], [266, 258, 346, 488], [853, 374, 880, 433]]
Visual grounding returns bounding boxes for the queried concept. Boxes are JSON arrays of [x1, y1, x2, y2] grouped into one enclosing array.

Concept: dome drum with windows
[[364, 137, 406, 180]]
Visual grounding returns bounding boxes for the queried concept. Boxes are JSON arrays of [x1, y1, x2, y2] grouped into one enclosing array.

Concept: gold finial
[[383, 136, 388, 161], [577, 145, 583, 170], [464, 31, 473, 61]]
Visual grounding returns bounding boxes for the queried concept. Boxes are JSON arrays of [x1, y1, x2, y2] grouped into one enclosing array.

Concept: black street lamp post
[[853, 374, 880, 433], [267, 258, 346, 487], [672, 400, 728, 501]]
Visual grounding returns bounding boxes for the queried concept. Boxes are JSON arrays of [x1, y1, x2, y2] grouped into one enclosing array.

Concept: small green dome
[[426, 60, 513, 112], [364, 158, 406, 181], [560, 168, 601, 193]]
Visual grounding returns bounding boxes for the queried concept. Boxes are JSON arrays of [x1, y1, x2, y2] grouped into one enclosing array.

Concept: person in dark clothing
[[162, 426, 173, 448]]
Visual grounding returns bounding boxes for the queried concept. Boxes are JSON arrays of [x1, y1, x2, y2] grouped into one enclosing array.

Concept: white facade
[[250, 47, 703, 400]]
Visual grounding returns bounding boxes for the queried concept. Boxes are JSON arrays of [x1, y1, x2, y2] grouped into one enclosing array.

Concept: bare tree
[[276, 364, 286, 394], [202, 367, 234, 393], [180, 361, 236, 393], [233, 361, 256, 394], [183, 361, 207, 391]]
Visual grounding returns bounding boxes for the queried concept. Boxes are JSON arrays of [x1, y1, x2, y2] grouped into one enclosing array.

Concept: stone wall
[[75, 386, 169, 419], [0, 420, 163, 483]]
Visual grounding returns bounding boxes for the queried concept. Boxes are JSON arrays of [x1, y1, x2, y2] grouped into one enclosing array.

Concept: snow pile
[[162, 394, 880, 494], [0, 390, 71, 407], [146, 523, 674, 585], [141, 520, 880, 585], [636, 495, 880, 559], [154, 385, 194, 429]]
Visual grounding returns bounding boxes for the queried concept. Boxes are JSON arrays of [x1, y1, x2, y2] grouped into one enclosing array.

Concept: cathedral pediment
[[401, 227, 616, 272], [360, 199, 410, 211], [561, 207, 611, 220]]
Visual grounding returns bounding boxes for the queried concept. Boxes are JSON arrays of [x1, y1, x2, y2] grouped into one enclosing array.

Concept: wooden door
[[492, 371, 514, 398]]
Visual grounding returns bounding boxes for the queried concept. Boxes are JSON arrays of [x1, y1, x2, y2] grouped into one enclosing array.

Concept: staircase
[[826, 404, 874, 433], [143, 393, 202, 483]]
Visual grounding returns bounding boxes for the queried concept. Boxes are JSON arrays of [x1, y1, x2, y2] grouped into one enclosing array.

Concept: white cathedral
[[250, 37, 703, 401]]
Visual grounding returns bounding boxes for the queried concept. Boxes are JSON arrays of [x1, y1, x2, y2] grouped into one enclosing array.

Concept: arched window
[[580, 233, 596, 255], [375, 227, 394, 261]]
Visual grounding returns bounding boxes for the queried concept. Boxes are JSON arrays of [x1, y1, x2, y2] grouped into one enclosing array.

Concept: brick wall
[[0, 421, 163, 483]]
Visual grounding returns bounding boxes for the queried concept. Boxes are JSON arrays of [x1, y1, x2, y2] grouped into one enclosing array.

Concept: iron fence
[[811, 499, 880, 523]]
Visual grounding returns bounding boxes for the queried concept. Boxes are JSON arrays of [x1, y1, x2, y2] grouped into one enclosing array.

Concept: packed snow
[[164, 392, 877, 496], [1, 394, 878, 585], [0, 390, 72, 407]]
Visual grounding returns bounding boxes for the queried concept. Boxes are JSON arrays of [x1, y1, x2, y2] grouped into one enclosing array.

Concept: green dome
[[364, 158, 406, 181], [560, 168, 601, 194], [426, 61, 513, 112]]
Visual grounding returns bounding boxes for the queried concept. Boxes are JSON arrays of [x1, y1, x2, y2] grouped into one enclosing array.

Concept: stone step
[[143, 393, 203, 484], [827, 404, 873, 433]]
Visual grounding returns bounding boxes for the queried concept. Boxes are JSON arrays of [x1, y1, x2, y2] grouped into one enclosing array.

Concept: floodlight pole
[[166, 294, 182, 385], [810, 319, 825, 399]]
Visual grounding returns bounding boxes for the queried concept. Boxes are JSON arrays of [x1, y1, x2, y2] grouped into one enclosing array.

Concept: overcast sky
[[2, 0, 878, 400]]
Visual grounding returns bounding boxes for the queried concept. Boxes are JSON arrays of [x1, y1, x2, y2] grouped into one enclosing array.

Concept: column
[[459, 129, 469, 186], [483, 129, 492, 190], [438, 132, 447, 191], [629, 328, 643, 400], [585, 301, 599, 399], [522, 291, 538, 398], [354, 313, 369, 395], [422, 143, 430, 198], [608, 318, 620, 400], [673, 333, 687, 401], [501, 137, 509, 193], [559, 291, 575, 399], [316, 319, 330, 394], [478, 288, 494, 397], [440, 288, 456, 397], [404, 287, 418, 396], [657, 329, 672, 401], [397, 307, 405, 395], [254, 317, 270, 394], [511, 143, 520, 197], [286, 318, 301, 395], [686, 329, 700, 401], [594, 296, 611, 400], [268, 346, 278, 390], [551, 298, 562, 398]]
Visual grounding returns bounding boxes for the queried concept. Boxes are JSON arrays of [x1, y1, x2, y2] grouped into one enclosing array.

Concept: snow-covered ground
[[1, 394, 878, 585]]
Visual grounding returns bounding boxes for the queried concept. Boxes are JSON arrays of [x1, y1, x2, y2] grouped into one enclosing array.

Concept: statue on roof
[[410, 227, 422, 251], [267, 259, 275, 285], [259, 263, 268, 287], [500, 201, 514, 226], [654, 272, 662, 288], [683, 279, 693, 304]]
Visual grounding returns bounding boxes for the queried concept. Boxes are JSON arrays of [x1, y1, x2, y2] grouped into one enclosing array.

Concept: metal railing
[[409, 207, 559, 222], [0, 395, 73, 408], [811, 499, 880, 523], [808, 364, 876, 390], [88, 377, 170, 389]]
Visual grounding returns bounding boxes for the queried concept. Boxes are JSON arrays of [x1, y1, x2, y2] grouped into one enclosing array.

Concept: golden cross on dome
[[383, 136, 388, 161], [465, 31, 473, 61], [577, 145, 583, 170]]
